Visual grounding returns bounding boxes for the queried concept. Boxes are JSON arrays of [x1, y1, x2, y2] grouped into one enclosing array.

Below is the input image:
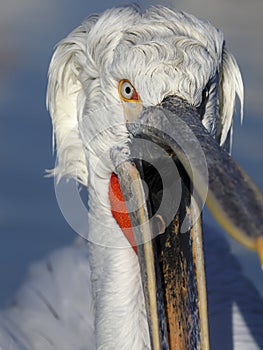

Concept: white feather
[[0, 242, 95, 350], [1, 233, 263, 349], [47, 6, 243, 186], [217, 48, 244, 149]]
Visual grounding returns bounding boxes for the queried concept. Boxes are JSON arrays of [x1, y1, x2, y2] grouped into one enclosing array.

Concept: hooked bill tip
[[256, 237, 263, 270]]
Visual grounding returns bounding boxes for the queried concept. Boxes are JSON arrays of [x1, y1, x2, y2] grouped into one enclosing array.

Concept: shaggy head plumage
[[47, 6, 243, 186]]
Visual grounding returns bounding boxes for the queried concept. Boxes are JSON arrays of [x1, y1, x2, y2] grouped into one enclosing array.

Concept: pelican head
[[47, 6, 263, 349]]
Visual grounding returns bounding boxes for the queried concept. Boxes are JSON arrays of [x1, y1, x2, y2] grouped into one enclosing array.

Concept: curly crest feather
[[47, 6, 244, 186]]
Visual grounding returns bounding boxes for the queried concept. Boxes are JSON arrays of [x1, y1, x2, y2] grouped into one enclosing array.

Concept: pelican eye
[[119, 80, 140, 102]]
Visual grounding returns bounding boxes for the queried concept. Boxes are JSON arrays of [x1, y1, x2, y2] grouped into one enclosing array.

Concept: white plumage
[[0, 243, 94, 350], [0, 233, 262, 349], [0, 5, 262, 350]]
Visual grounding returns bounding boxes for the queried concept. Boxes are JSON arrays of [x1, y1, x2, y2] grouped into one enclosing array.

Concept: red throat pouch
[[109, 173, 137, 254]]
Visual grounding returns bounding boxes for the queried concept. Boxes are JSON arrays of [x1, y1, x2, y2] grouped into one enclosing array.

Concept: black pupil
[[125, 86, 132, 95]]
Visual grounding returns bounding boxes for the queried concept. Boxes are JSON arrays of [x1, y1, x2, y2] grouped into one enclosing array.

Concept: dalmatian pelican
[[0, 5, 263, 350]]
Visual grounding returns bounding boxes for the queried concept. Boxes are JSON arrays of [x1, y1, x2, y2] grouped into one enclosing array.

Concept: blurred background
[[0, 0, 262, 306]]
